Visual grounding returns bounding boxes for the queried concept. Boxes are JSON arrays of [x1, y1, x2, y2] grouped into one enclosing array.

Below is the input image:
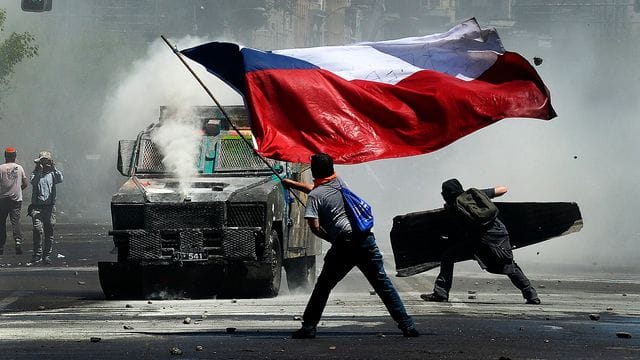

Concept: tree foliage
[[0, 8, 38, 90]]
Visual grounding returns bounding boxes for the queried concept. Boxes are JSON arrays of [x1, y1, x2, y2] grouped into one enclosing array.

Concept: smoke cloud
[[151, 110, 201, 197]]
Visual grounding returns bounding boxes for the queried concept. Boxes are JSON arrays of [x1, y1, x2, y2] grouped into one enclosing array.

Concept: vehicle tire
[[284, 256, 317, 292], [262, 230, 283, 297]]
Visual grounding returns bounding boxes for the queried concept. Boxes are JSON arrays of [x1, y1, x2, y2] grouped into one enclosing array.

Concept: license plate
[[173, 252, 208, 261]]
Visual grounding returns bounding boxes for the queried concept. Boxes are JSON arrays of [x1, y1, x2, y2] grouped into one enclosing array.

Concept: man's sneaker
[[526, 298, 541, 305], [31, 256, 42, 264], [15, 244, 23, 255], [420, 293, 448, 302], [43, 256, 52, 265], [402, 326, 420, 337], [291, 326, 316, 339]]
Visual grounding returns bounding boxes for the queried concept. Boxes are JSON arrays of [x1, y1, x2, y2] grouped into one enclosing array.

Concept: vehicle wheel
[[263, 230, 282, 297], [284, 256, 316, 292]]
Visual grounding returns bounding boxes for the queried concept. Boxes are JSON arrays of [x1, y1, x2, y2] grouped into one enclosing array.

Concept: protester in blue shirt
[[29, 151, 63, 265]]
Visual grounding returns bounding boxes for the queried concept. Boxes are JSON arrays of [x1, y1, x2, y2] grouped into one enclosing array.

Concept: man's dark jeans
[[302, 232, 414, 331], [0, 198, 23, 249], [31, 205, 56, 259]]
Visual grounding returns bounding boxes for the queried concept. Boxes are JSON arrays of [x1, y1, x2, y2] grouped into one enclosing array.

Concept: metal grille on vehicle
[[127, 229, 224, 260], [145, 202, 225, 230], [137, 139, 166, 173], [226, 203, 265, 227], [223, 228, 258, 260], [128, 230, 162, 260], [216, 138, 267, 170]]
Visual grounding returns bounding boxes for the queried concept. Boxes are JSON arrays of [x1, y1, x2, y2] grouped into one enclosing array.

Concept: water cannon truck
[[98, 106, 320, 299]]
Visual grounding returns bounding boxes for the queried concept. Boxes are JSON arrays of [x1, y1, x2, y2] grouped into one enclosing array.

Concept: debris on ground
[[195, 345, 204, 351], [533, 57, 543, 66], [169, 347, 182, 355], [589, 314, 600, 321], [123, 325, 134, 330], [183, 317, 191, 324], [90, 337, 101, 343], [226, 327, 236, 334], [125, 304, 133, 308], [77, 281, 86, 285], [616, 332, 632, 339], [293, 315, 302, 321]]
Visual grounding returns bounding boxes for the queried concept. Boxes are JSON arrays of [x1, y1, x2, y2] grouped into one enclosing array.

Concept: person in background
[[421, 178, 540, 305], [283, 153, 419, 339], [29, 151, 63, 265], [0, 147, 29, 255]]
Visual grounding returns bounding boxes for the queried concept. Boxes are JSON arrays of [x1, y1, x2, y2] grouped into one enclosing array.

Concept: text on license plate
[[174, 252, 207, 261]]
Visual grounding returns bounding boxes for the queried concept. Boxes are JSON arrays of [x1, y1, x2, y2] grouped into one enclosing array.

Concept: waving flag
[[181, 18, 555, 164]]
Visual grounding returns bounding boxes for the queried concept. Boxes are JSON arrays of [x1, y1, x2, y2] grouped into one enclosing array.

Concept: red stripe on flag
[[245, 53, 554, 164]]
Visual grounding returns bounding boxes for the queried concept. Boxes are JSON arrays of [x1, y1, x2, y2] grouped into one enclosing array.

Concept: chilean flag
[[181, 18, 555, 164]]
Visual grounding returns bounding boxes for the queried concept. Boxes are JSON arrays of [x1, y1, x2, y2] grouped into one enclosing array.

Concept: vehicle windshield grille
[[216, 138, 269, 171], [137, 140, 166, 173]]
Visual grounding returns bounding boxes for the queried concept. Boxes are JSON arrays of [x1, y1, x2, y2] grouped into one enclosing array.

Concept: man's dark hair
[[310, 153, 334, 179], [441, 178, 464, 205]]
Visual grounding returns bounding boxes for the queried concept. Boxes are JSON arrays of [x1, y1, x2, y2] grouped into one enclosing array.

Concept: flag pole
[[160, 35, 305, 206]]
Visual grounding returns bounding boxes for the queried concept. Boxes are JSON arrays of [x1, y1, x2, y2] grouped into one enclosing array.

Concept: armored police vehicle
[[98, 106, 320, 299]]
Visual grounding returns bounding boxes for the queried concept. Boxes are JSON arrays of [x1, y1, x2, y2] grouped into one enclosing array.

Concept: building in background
[[20, 0, 640, 49]]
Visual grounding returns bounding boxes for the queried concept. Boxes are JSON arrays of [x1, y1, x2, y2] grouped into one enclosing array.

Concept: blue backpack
[[340, 186, 374, 233]]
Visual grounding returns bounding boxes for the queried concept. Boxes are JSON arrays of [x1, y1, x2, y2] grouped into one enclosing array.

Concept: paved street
[[1, 224, 639, 359]]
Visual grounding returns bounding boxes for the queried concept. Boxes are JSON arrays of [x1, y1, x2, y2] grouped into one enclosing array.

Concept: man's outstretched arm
[[282, 178, 313, 194]]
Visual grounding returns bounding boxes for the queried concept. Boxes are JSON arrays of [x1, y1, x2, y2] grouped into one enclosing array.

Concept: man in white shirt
[[0, 147, 28, 255]]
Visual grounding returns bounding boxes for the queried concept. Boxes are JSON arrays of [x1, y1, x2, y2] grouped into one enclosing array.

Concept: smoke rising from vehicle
[[98, 37, 241, 147], [151, 111, 201, 198], [96, 37, 242, 201]]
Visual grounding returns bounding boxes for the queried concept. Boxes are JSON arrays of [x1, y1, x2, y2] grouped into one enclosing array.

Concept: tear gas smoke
[[98, 37, 241, 144], [151, 109, 201, 198], [97, 36, 242, 199]]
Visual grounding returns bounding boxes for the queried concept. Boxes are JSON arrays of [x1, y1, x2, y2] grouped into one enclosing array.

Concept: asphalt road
[[0, 223, 639, 359]]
